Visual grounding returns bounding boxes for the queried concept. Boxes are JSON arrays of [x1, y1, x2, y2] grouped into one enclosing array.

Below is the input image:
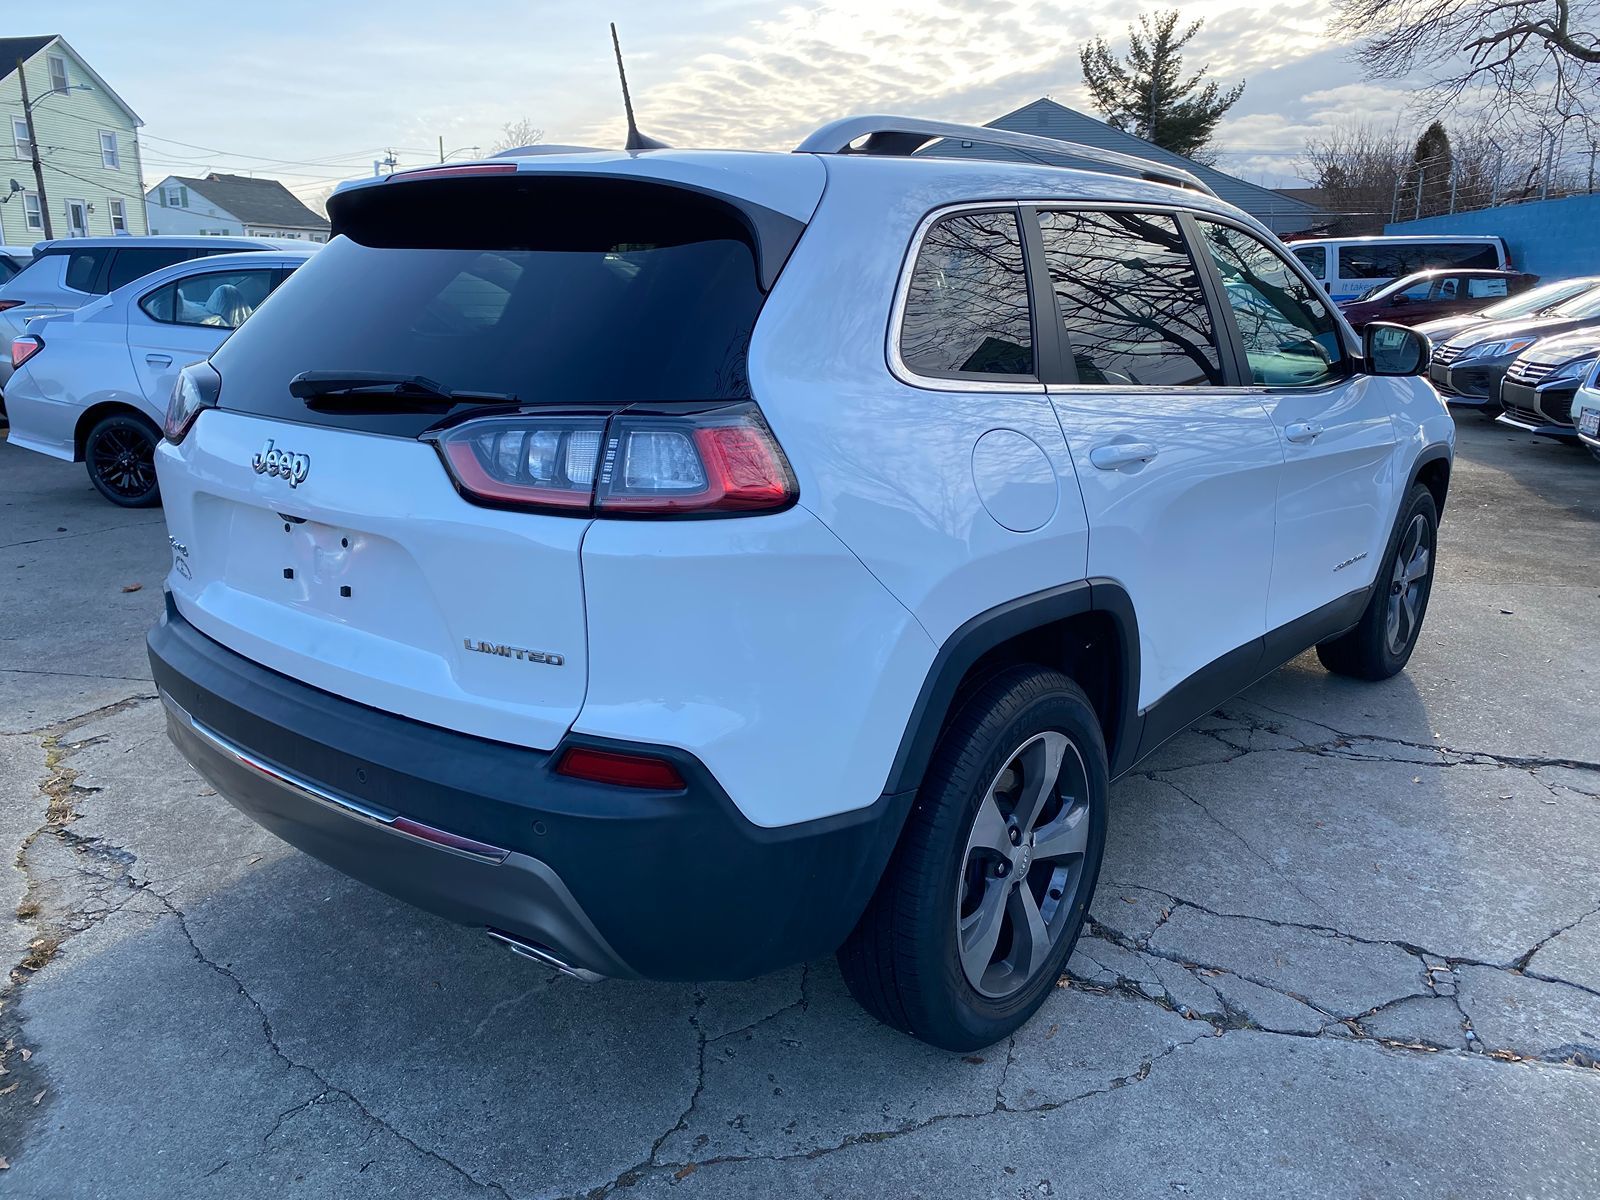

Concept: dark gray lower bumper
[[160, 690, 624, 979]]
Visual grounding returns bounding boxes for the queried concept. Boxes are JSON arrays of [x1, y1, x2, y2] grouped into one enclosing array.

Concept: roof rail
[[794, 115, 1216, 197]]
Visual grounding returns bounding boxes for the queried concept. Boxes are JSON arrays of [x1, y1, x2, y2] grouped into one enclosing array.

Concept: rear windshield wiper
[[288, 371, 515, 412]]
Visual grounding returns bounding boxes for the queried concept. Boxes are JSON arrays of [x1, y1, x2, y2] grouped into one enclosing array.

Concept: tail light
[[555, 746, 686, 790], [165, 362, 222, 443], [10, 335, 42, 369], [427, 402, 797, 518]]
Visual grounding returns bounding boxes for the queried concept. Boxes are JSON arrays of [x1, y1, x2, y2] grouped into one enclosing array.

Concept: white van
[[1286, 235, 1510, 303]]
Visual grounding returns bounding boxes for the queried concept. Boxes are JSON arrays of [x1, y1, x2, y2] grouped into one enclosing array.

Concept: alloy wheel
[[1385, 513, 1432, 657], [90, 424, 158, 501], [955, 730, 1091, 998]]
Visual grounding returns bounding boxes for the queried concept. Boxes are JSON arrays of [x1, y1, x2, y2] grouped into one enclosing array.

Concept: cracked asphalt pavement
[[2, 418, 1598, 1198]]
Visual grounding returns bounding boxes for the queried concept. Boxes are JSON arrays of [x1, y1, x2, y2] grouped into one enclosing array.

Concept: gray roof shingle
[[164, 173, 329, 230], [937, 98, 1326, 234], [0, 36, 60, 84]]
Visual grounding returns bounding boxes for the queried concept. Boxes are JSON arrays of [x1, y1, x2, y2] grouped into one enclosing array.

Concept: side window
[[1037, 209, 1222, 387], [139, 283, 176, 323], [1343, 245, 1410, 280], [151, 269, 277, 329], [108, 248, 199, 291], [1291, 245, 1326, 281], [899, 209, 1035, 379], [1199, 221, 1345, 388], [64, 250, 106, 293], [1435, 277, 1459, 300], [1394, 278, 1436, 302]]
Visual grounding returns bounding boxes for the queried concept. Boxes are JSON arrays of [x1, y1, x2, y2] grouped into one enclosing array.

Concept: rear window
[[214, 176, 783, 436], [108, 247, 209, 292]]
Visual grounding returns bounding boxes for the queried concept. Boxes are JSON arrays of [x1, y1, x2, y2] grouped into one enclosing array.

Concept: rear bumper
[[149, 596, 911, 981]]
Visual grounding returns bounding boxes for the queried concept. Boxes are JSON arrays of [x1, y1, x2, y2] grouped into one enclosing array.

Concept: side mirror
[[1389, 293, 1411, 306], [1364, 322, 1430, 376]]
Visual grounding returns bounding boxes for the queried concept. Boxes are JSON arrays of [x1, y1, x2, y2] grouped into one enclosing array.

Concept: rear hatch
[[158, 159, 819, 749]]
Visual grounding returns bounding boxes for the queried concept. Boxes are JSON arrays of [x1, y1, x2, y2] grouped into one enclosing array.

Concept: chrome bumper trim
[[159, 689, 511, 864]]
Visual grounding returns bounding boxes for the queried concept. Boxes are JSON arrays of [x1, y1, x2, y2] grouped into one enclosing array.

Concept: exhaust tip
[[487, 928, 605, 983]]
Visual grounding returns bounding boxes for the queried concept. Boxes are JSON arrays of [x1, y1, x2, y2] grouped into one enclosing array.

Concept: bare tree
[[491, 118, 545, 155], [1336, 0, 1600, 125]]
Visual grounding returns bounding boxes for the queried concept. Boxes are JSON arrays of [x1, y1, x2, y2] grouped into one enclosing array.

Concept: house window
[[99, 131, 119, 169], [109, 198, 127, 233], [22, 193, 43, 231], [48, 54, 69, 94], [12, 118, 30, 159], [164, 185, 188, 208]]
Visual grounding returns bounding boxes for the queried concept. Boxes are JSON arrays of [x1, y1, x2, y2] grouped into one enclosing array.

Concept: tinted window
[[108, 248, 205, 292], [1291, 245, 1326, 280], [1200, 222, 1344, 388], [141, 268, 278, 329], [65, 249, 107, 292], [1038, 209, 1222, 387], [215, 181, 773, 437], [1341, 242, 1498, 279], [900, 211, 1034, 378]]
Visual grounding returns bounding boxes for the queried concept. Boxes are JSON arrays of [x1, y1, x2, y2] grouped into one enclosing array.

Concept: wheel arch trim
[[881, 578, 1143, 797]]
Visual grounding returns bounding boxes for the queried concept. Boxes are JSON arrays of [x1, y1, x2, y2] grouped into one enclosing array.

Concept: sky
[[25, 0, 1416, 202]]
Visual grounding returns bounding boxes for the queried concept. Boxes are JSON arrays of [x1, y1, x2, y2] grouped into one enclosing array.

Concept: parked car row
[[1411, 276, 1600, 450], [1, 236, 312, 504]]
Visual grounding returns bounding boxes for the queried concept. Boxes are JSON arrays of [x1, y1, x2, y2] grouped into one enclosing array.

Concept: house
[[945, 98, 1329, 237], [0, 35, 149, 243], [146, 173, 330, 242]]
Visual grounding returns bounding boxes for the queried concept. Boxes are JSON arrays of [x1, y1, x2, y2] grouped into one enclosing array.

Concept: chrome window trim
[[886, 201, 1046, 395]]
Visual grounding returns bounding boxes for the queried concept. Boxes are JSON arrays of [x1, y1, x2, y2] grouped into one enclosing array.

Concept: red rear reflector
[[10, 335, 42, 369], [391, 163, 518, 182], [390, 816, 510, 862], [555, 747, 686, 790]]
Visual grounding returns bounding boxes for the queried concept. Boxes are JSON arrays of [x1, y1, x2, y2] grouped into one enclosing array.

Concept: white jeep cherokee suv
[[148, 118, 1453, 1051]]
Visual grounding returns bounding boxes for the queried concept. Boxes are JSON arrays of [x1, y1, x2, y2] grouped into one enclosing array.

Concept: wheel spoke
[[1404, 546, 1430, 585], [1009, 731, 1067, 835], [958, 883, 1008, 982], [1029, 803, 1089, 863], [966, 794, 1012, 857], [1006, 885, 1052, 978]]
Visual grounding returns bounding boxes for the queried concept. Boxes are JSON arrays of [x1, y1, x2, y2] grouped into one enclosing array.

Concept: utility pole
[[439, 134, 445, 163], [16, 58, 53, 240]]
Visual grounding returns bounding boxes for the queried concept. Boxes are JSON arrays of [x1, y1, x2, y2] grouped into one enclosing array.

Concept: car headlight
[[1461, 337, 1535, 360], [1545, 354, 1600, 385]]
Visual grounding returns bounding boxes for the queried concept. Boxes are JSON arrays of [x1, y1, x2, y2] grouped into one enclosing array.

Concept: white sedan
[[6, 248, 314, 506]]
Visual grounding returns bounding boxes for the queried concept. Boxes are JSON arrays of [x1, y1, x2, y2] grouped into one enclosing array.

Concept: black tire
[[837, 666, 1108, 1052], [1316, 483, 1438, 680], [85, 412, 161, 508]]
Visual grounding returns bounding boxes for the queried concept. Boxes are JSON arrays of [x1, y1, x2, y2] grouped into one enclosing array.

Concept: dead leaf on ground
[[121, 582, 143, 593], [0, 1155, 9, 1169], [17, 1049, 29, 1062], [31, 1089, 45, 1105], [0, 1081, 17, 1096], [675, 1165, 698, 1181], [1045, 1024, 1059, 1039]]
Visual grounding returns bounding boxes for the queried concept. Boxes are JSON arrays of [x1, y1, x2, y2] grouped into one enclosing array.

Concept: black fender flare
[[1406, 443, 1453, 518], [881, 578, 1144, 797]]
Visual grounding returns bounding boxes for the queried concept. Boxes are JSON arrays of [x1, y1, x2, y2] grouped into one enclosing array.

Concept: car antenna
[[611, 22, 669, 151]]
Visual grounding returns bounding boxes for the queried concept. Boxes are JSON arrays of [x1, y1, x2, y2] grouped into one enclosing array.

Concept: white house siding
[[0, 40, 147, 243]]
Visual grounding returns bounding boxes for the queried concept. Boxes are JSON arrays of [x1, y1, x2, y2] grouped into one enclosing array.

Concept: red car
[[1339, 268, 1539, 331]]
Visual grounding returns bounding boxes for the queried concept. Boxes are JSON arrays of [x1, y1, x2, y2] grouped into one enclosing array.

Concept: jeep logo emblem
[[252, 439, 310, 488]]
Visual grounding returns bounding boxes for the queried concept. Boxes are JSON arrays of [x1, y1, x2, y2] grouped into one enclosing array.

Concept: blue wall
[[1386, 194, 1600, 281]]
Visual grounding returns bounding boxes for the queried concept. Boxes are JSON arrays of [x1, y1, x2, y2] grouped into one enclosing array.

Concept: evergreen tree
[[1409, 121, 1454, 217], [1080, 11, 1245, 162]]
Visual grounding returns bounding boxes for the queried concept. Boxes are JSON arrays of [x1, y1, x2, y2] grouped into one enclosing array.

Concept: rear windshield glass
[[213, 177, 772, 435]]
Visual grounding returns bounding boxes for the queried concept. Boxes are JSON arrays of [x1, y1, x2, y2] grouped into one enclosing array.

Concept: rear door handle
[[1088, 442, 1160, 470], [1285, 421, 1324, 444], [145, 354, 173, 368]]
